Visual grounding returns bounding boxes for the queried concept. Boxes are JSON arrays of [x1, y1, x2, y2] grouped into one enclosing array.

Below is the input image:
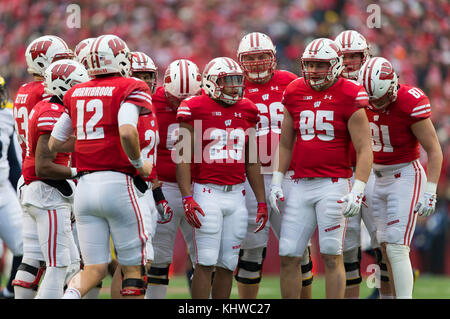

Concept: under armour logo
[[234, 112, 242, 118], [270, 86, 279, 90], [262, 94, 269, 101], [203, 188, 211, 193], [324, 94, 332, 100], [314, 101, 321, 108], [225, 119, 232, 126]]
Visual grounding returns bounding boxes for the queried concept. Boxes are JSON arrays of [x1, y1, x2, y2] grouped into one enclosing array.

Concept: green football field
[[95, 274, 450, 299]]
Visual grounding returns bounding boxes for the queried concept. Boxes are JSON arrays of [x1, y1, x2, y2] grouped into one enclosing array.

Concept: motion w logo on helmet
[[379, 62, 394, 80], [108, 38, 127, 57], [29, 40, 52, 60], [51, 63, 76, 81]]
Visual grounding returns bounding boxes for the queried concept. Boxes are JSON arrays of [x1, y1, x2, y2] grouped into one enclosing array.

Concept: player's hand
[[415, 192, 437, 217], [156, 199, 174, 224], [338, 179, 366, 218], [269, 185, 284, 214], [254, 202, 269, 233], [136, 160, 153, 178], [182, 196, 205, 228]]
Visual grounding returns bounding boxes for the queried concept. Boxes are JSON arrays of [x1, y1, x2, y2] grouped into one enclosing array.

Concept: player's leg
[[0, 185, 24, 298], [279, 181, 316, 299], [146, 182, 184, 299], [214, 188, 247, 299], [317, 178, 349, 299], [35, 206, 77, 298], [382, 161, 426, 298], [190, 183, 224, 299], [12, 207, 45, 299], [235, 178, 269, 298], [299, 246, 313, 299], [342, 212, 362, 298]]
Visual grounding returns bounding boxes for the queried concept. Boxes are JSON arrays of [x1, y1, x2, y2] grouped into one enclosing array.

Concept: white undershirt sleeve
[[118, 102, 140, 128], [51, 112, 74, 142]]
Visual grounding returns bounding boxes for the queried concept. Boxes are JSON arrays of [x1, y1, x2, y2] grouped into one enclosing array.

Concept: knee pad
[[343, 247, 362, 287], [234, 247, 266, 285], [12, 260, 46, 291], [120, 278, 147, 296], [385, 244, 410, 263], [147, 264, 170, 286], [300, 247, 314, 287]]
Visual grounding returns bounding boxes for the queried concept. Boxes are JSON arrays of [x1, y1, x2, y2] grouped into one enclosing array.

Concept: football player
[[176, 57, 268, 299], [12, 35, 74, 299], [334, 30, 381, 298], [358, 57, 442, 298], [0, 76, 23, 299], [49, 35, 154, 299], [235, 32, 313, 299], [270, 38, 373, 298], [146, 59, 202, 299], [17, 59, 88, 298]]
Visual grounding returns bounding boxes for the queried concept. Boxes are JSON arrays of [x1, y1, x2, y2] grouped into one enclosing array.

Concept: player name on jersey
[[71, 86, 115, 97]]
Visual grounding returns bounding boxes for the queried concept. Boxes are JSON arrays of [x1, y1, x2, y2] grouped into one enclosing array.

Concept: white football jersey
[[0, 106, 17, 184]]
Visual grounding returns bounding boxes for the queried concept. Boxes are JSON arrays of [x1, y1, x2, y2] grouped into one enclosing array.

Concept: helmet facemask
[[214, 73, 245, 105], [342, 51, 367, 80], [301, 59, 339, 90], [239, 51, 276, 83]]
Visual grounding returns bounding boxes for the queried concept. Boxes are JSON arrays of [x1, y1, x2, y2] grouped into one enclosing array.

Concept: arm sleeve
[[51, 112, 73, 142], [176, 101, 193, 125], [124, 87, 153, 115], [7, 131, 21, 190], [118, 102, 140, 127]]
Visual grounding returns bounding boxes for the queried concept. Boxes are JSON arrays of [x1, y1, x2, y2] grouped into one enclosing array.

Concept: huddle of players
[[9, 29, 442, 299]]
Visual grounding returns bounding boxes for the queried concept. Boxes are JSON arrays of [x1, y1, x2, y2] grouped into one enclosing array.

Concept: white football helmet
[[44, 59, 90, 100], [163, 59, 201, 103], [237, 32, 276, 83], [357, 57, 399, 110], [130, 52, 158, 94], [301, 38, 344, 90], [25, 35, 74, 76], [85, 35, 131, 77], [202, 57, 245, 105], [334, 30, 370, 80], [74, 38, 95, 69]]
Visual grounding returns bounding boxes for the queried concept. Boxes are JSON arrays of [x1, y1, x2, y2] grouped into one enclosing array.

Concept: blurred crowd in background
[[0, 0, 448, 274]]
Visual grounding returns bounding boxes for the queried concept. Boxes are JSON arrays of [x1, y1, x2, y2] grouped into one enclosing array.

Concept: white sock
[[35, 266, 68, 299], [83, 287, 101, 299], [145, 284, 168, 299], [62, 287, 82, 299], [380, 294, 394, 299], [1, 287, 14, 297], [386, 244, 413, 299]]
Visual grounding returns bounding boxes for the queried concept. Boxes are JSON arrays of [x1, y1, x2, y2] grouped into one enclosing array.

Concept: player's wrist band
[[130, 155, 144, 169], [152, 186, 165, 203], [352, 179, 366, 193], [271, 171, 284, 186], [183, 195, 193, 200], [70, 168, 78, 178], [424, 182, 437, 194], [257, 202, 267, 208]]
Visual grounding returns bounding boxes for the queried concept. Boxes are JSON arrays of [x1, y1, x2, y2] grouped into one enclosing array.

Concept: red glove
[[182, 196, 205, 228], [156, 199, 173, 224], [254, 202, 268, 233]]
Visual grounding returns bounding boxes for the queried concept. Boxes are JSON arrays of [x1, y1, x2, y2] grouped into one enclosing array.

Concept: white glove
[[338, 180, 365, 217], [269, 171, 285, 215], [415, 182, 437, 217]]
